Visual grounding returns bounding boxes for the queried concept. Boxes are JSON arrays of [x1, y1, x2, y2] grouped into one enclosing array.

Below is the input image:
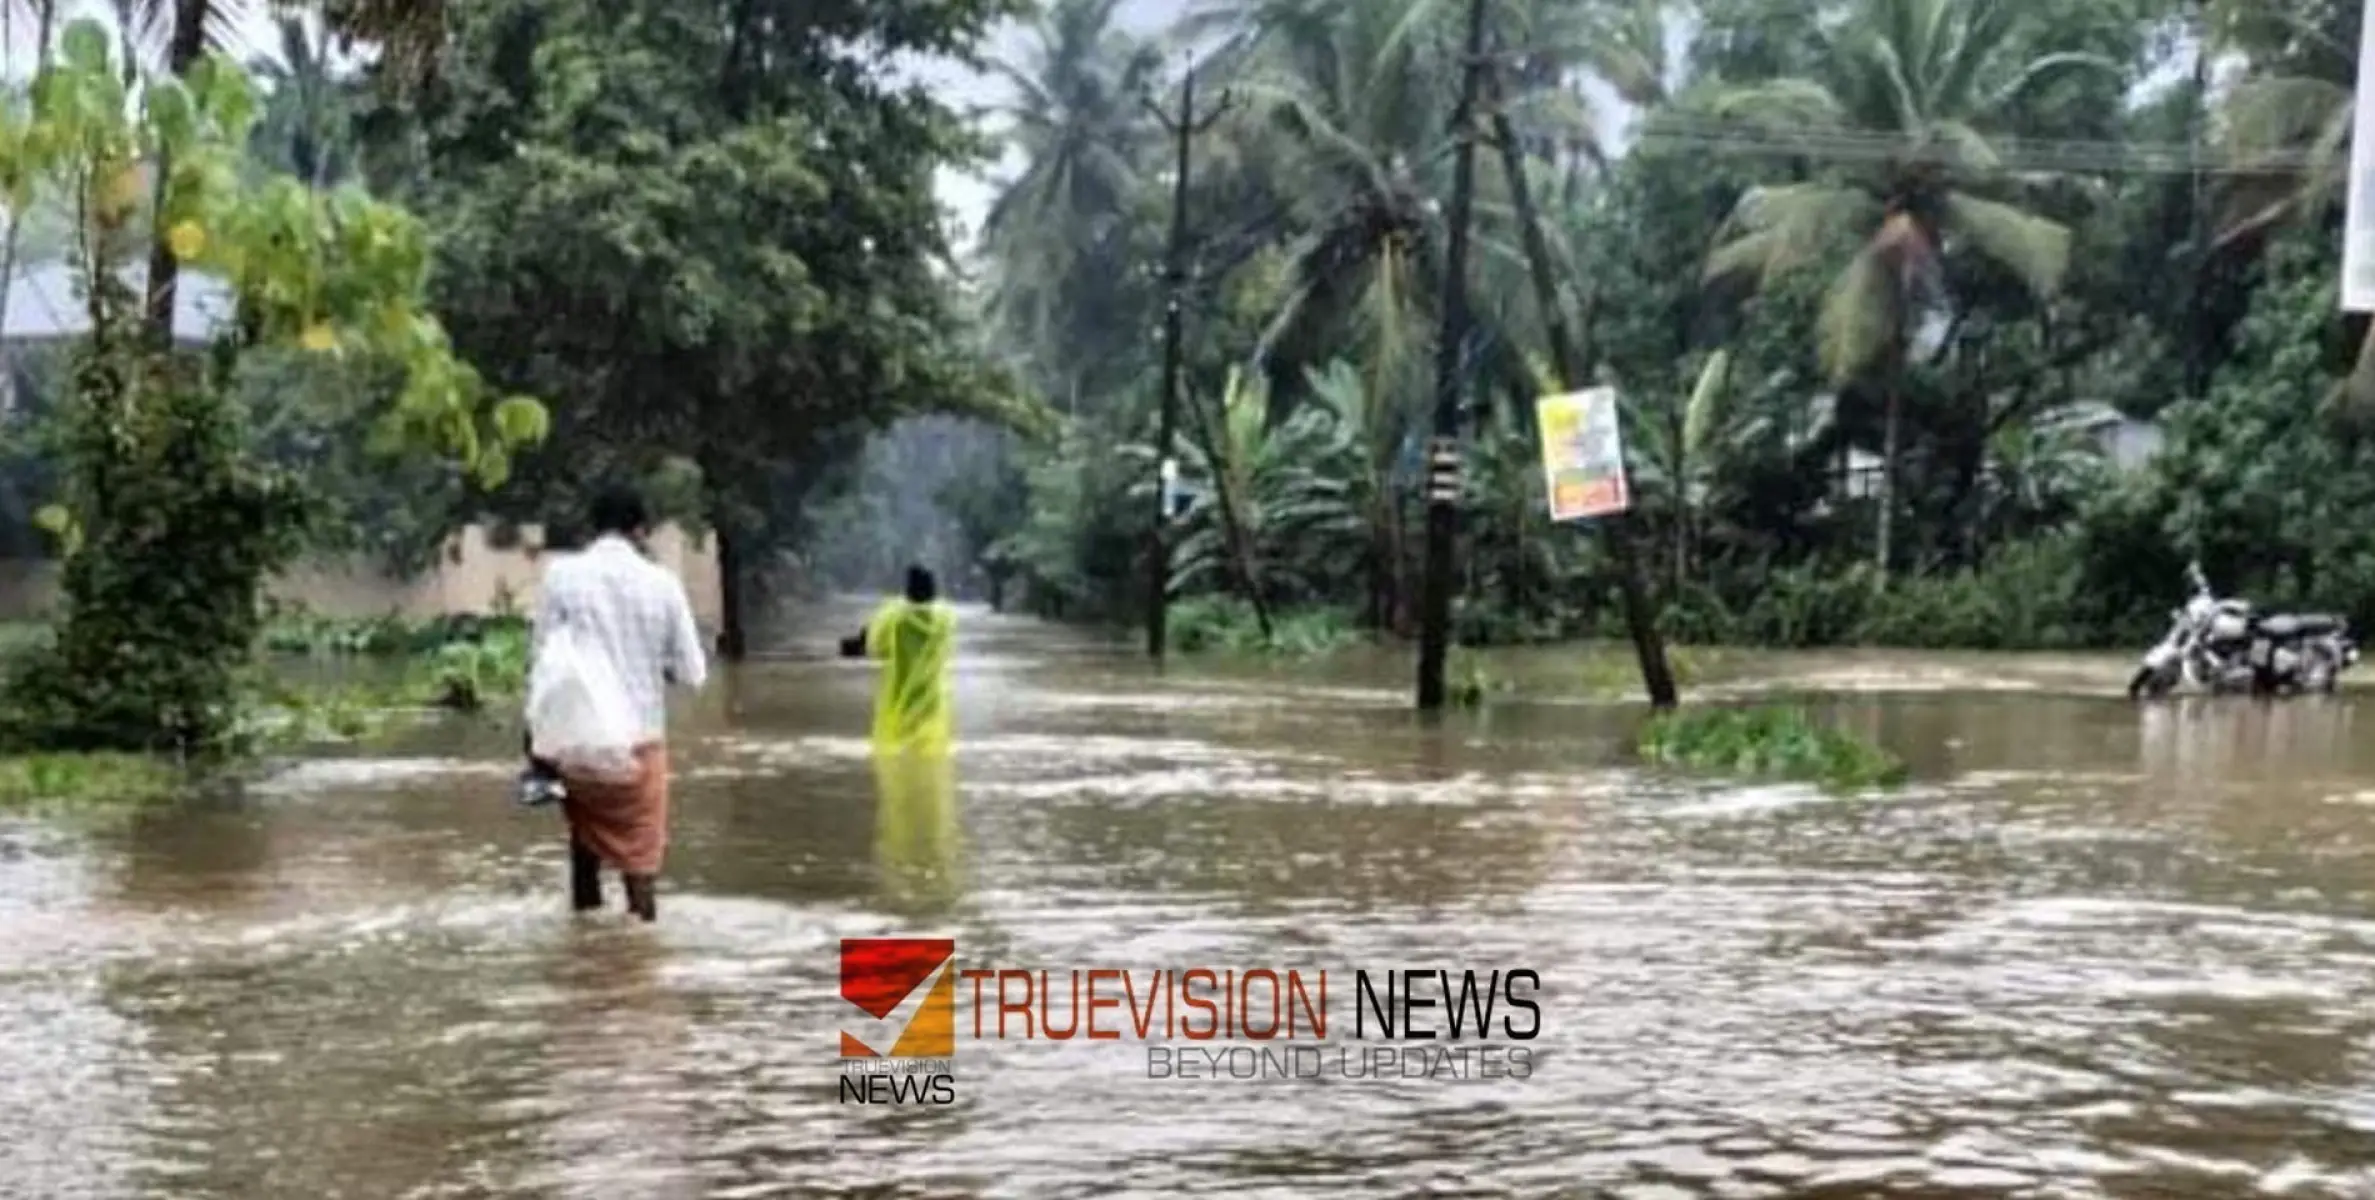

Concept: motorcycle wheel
[[2127, 665, 2173, 699]]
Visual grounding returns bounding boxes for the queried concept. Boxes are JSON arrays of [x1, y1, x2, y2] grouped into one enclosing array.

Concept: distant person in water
[[840, 565, 957, 755]]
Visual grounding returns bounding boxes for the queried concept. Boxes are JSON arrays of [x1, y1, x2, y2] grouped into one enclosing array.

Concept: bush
[[1637, 704, 1909, 792], [424, 623, 530, 711]]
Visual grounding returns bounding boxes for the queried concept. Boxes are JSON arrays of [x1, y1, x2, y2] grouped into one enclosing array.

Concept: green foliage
[[1653, 535, 2105, 650], [390, 0, 1040, 586], [258, 611, 530, 713], [422, 623, 529, 712], [260, 609, 526, 657], [0, 365, 308, 754], [1167, 597, 1363, 657], [1638, 705, 1910, 793], [0, 752, 186, 816]]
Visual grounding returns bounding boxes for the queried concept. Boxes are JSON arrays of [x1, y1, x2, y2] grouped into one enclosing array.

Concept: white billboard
[[2342, 0, 2375, 310]]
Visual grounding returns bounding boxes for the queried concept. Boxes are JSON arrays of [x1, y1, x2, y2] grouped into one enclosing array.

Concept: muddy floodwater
[[8, 602, 2375, 1198]]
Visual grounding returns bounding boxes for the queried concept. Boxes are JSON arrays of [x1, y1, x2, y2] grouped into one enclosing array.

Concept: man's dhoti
[[560, 743, 671, 874]]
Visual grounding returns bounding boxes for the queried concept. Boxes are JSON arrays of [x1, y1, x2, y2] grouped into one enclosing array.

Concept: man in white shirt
[[527, 485, 709, 921]]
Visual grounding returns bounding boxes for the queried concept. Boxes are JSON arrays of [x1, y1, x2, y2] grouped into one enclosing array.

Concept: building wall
[[0, 521, 724, 634]]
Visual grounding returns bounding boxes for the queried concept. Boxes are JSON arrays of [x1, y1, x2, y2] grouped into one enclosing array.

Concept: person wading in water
[[840, 565, 957, 756], [526, 485, 709, 921]]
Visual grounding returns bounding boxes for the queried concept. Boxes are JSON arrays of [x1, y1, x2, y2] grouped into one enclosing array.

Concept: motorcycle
[[2127, 562, 2359, 698]]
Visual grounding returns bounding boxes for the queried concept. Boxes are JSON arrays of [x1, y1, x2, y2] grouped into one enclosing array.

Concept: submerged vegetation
[[261, 610, 532, 712], [1166, 598, 1365, 657], [1638, 705, 1909, 792], [0, 752, 188, 817]]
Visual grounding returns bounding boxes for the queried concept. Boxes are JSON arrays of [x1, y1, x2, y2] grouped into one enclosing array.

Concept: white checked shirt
[[531, 533, 709, 739]]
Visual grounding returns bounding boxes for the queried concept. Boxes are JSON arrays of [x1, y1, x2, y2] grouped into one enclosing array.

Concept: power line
[[1627, 113, 2330, 175]]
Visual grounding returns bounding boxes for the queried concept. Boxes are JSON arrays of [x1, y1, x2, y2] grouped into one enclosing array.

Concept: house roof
[[2042, 401, 2152, 431], [0, 260, 234, 345]]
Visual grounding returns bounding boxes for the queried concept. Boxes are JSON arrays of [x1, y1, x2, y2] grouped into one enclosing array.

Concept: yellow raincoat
[[864, 597, 957, 755], [872, 748, 961, 912]]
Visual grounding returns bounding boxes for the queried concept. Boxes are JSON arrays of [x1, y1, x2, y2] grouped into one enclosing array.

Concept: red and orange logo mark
[[840, 938, 956, 1058]]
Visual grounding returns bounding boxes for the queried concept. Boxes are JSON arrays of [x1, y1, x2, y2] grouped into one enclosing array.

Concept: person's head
[[905, 564, 937, 604], [587, 484, 650, 542]]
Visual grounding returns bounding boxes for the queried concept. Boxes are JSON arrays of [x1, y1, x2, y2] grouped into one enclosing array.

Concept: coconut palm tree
[[980, 0, 1160, 383], [2196, 0, 2375, 408], [249, 13, 352, 189], [1225, 0, 1461, 382], [1698, 0, 2113, 581], [2208, 0, 2354, 245]]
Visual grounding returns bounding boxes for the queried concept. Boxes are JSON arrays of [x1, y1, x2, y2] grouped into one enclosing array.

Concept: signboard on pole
[[2343, 0, 2375, 311], [1536, 386, 1630, 521]]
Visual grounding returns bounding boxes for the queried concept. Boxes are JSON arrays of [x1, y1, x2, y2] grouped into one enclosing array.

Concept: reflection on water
[[7, 608, 2375, 1196], [873, 750, 963, 915], [524, 928, 701, 1200]]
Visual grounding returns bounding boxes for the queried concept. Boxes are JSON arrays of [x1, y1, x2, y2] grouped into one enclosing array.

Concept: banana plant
[[1302, 357, 1417, 630], [1125, 364, 1369, 638]]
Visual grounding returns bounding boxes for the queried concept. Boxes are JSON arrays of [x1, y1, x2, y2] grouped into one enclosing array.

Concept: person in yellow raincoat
[[841, 566, 964, 908], [839, 565, 958, 755]]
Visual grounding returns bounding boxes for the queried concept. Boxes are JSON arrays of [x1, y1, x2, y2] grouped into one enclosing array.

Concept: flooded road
[[7, 604, 2375, 1198]]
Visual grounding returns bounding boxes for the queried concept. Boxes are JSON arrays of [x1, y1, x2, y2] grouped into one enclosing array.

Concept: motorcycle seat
[[2258, 613, 2348, 639]]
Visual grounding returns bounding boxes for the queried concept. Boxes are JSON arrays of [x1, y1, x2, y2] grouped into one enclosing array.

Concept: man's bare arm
[[665, 578, 709, 690]]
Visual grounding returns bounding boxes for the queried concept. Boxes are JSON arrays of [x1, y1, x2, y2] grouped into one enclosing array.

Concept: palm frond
[[1704, 184, 1878, 287], [1816, 241, 1901, 384], [1684, 347, 1732, 458], [2218, 75, 2351, 165], [1981, 51, 2121, 117], [1705, 78, 1850, 132], [1942, 191, 2070, 298], [1927, 119, 2003, 172]]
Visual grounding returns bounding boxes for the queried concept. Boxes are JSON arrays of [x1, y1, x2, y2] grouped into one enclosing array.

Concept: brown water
[[6, 603, 2375, 1198]]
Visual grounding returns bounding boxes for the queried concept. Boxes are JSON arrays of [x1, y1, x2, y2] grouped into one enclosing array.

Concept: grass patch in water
[[240, 622, 529, 750], [259, 609, 530, 714], [1637, 704, 1908, 792], [0, 751, 185, 815]]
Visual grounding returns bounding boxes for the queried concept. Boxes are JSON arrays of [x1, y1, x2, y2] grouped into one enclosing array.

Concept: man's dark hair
[[905, 565, 937, 603], [588, 484, 649, 537]]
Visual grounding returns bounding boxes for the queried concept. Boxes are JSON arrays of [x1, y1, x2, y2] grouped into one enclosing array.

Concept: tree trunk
[[1184, 376, 1273, 641], [1485, 88, 1677, 708], [714, 524, 748, 660], [1875, 382, 1900, 585], [144, 0, 211, 349]]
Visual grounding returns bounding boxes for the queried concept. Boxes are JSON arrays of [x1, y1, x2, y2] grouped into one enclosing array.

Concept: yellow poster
[[1537, 386, 1630, 521]]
